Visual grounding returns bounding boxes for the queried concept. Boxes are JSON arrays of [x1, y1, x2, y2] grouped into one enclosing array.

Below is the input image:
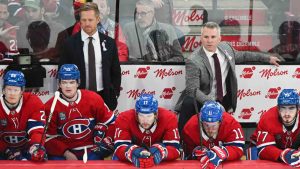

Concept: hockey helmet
[[135, 94, 158, 114], [58, 64, 80, 81], [278, 89, 299, 106], [3, 70, 26, 87], [200, 100, 223, 122]]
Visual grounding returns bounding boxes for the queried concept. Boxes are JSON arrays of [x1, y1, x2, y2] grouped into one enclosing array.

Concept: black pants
[[178, 94, 231, 135], [97, 90, 118, 111]]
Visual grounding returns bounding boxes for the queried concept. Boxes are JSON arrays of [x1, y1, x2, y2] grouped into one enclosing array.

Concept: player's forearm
[[258, 145, 282, 162], [225, 146, 244, 161], [165, 146, 180, 160], [115, 145, 128, 161]]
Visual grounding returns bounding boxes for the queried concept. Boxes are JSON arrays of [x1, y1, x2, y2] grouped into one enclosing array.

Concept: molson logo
[[237, 89, 261, 100], [134, 67, 150, 79], [48, 68, 58, 78], [160, 87, 176, 99], [240, 67, 255, 78], [183, 35, 201, 52], [265, 87, 281, 99], [238, 107, 254, 119], [154, 68, 183, 79], [259, 68, 288, 79], [292, 68, 300, 78], [127, 89, 156, 100], [173, 9, 205, 26]]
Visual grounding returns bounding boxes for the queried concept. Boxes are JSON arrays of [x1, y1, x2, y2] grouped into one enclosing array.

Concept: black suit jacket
[[59, 31, 121, 110]]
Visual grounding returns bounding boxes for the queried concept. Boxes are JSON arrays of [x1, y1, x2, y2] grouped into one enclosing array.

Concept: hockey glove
[[5, 148, 24, 160], [205, 146, 228, 168], [94, 123, 108, 144], [28, 144, 47, 162], [280, 148, 300, 167], [92, 137, 114, 157], [149, 143, 168, 165], [125, 144, 154, 168], [192, 146, 208, 160]]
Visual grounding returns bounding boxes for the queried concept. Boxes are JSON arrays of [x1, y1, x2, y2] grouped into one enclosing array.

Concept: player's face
[[94, 0, 110, 21], [0, 4, 9, 27], [137, 113, 156, 130], [59, 80, 79, 99], [80, 10, 100, 36], [200, 27, 221, 52], [135, 4, 154, 28], [279, 105, 298, 126], [3, 86, 23, 104], [202, 121, 220, 138], [25, 7, 42, 21]]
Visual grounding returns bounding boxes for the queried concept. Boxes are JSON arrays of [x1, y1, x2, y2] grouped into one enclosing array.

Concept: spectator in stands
[[0, 0, 18, 59], [123, 0, 183, 62], [16, 0, 65, 59], [113, 94, 180, 168], [269, 21, 300, 62], [182, 101, 245, 168], [250, 89, 300, 167], [26, 20, 58, 62], [176, 21, 281, 134], [94, 0, 128, 62]]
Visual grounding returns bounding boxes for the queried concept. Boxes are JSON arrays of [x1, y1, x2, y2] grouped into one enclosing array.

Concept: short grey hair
[[201, 22, 221, 36], [136, 0, 155, 12]]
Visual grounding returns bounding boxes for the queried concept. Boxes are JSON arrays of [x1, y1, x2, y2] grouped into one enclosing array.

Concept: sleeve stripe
[[223, 142, 245, 148], [256, 142, 276, 149], [103, 114, 115, 125], [114, 140, 131, 144], [27, 126, 44, 134], [163, 140, 180, 144], [258, 147, 265, 157], [45, 135, 59, 142], [224, 141, 245, 144]]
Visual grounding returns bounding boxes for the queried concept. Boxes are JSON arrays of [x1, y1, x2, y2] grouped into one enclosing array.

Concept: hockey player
[[182, 100, 245, 169], [251, 89, 300, 167], [44, 64, 115, 160], [0, 70, 47, 161], [113, 94, 180, 168]]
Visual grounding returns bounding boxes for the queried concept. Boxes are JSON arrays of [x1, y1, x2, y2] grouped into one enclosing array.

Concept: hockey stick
[[83, 146, 88, 163], [193, 88, 203, 148], [39, 91, 60, 148]]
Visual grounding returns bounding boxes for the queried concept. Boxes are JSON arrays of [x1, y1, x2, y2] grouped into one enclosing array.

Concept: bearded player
[[113, 94, 180, 168], [250, 89, 300, 167], [182, 100, 245, 169]]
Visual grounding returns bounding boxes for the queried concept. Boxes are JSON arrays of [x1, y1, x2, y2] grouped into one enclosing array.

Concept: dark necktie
[[212, 53, 223, 102], [88, 37, 97, 91]]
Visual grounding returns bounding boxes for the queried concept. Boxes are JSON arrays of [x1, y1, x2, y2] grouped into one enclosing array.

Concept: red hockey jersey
[[114, 107, 180, 161], [44, 90, 115, 156], [182, 113, 245, 160], [253, 106, 300, 161], [0, 93, 45, 152]]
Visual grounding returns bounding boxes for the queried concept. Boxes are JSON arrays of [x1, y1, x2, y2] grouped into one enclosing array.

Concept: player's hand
[[5, 148, 24, 160], [192, 146, 208, 160], [205, 146, 228, 168], [280, 148, 300, 167], [0, 26, 19, 39], [63, 150, 78, 160], [269, 56, 281, 67], [125, 145, 154, 168], [91, 137, 114, 157], [149, 143, 168, 165], [94, 123, 108, 144], [28, 144, 47, 162]]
